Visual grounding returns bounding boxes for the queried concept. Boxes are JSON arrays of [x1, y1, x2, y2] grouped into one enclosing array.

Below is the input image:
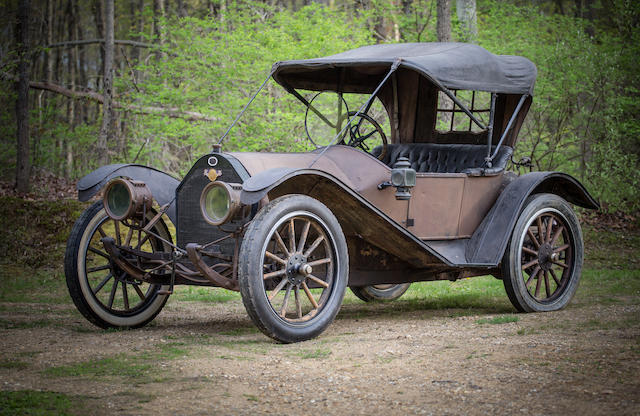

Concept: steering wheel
[[342, 111, 388, 161]]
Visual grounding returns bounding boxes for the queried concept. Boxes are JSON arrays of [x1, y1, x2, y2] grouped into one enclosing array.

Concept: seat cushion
[[372, 143, 513, 175]]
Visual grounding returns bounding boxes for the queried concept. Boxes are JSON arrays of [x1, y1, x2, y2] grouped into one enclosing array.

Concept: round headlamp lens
[[106, 182, 131, 219], [204, 184, 230, 224]]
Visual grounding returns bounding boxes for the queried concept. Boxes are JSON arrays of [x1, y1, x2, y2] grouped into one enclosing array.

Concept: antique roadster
[[65, 43, 599, 343]]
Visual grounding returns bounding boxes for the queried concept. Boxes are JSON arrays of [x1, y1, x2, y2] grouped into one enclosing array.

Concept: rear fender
[[465, 172, 599, 265], [77, 164, 180, 224]]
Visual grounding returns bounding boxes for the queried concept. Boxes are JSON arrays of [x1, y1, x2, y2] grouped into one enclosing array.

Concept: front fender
[[77, 164, 180, 224], [465, 172, 599, 266]]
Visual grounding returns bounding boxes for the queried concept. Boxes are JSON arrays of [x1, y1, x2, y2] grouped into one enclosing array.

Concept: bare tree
[[15, 0, 31, 193], [456, 0, 477, 43], [437, 0, 451, 42], [97, 0, 114, 164]]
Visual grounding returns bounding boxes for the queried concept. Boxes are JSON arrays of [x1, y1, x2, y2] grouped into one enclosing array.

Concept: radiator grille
[[176, 154, 248, 255]]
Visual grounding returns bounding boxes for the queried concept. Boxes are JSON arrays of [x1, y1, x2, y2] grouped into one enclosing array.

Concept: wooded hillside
[[1, 0, 638, 212]]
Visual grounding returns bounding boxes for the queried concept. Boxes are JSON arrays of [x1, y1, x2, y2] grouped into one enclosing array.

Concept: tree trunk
[[64, 0, 76, 179], [16, 0, 31, 193], [436, 0, 451, 42], [456, 0, 477, 43], [93, 0, 105, 121], [97, 0, 114, 164]]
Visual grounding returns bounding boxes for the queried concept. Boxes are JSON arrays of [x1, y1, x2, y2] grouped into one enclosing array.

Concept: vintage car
[[65, 43, 599, 343]]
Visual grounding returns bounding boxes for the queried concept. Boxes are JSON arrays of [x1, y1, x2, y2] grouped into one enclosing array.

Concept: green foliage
[[126, 2, 371, 176], [0, 197, 86, 267], [1, 0, 639, 212], [477, 1, 640, 212]]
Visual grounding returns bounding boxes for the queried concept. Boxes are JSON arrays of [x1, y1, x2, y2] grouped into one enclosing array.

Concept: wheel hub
[[538, 243, 555, 271], [286, 253, 311, 285]]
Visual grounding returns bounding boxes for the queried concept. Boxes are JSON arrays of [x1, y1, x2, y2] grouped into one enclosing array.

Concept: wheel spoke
[[263, 269, 286, 280], [536, 216, 545, 245], [114, 220, 122, 246], [89, 246, 110, 259], [124, 226, 134, 247], [307, 258, 331, 267], [522, 246, 538, 256], [122, 282, 130, 309], [301, 282, 319, 309], [93, 273, 113, 295], [133, 283, 146, 301], [307, 274, 329, 288], [543, 271, 551, 298], [527, 228, 540, 249], [97, 225, 107, 238], [280, 284, 292, 317], [268, 278, 289, 301], [288, 219, 296, 254], [273, 231, 290, 258], [545, 216, 553, 244], [521, 258, 538, 270], [265, 251, 287, 266], [303, 236, 325, 258], [297, 220, 311, 253], [550, 225, 565, 245], [294, 286, 302, 318], [534, 269, 542, 297], [87, 264, 110, 273], [525, 266, 540, 288], [549, 269, 561, 286], [107, 279, 118, 309], [553, 261, 569, 269], [553, 244, 570, 253]]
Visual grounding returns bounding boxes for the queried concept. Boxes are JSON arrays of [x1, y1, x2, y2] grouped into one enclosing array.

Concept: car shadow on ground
[[335, 299, 516, 322]]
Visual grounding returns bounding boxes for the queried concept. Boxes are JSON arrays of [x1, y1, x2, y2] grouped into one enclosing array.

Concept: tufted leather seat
[[371, 143, 513, 176]]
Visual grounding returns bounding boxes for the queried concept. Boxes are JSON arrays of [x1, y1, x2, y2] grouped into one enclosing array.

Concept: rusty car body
[[65, 43, 599, 342]]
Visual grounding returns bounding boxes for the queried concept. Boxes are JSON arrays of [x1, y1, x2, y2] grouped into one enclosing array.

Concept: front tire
[[239, 195, 348, 343], [350, 284, 411, 302], [502, 193, 583, 312], [64, 202, 171, 329]]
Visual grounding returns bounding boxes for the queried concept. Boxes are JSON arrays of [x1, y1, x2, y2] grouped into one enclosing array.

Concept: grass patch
[[171, 286, 240, 303], [341, 276, 514, 318], [43, 341, 189, 382], [476, 315, 519, 325], [295, 348, 332, 359], [0, 390, 79, 416], [583, 225, 640, 269], [43, 354, 153, 379], [0, 265, 69, 304], [0, 360, 28, 369], [577, 269, 640, 303]]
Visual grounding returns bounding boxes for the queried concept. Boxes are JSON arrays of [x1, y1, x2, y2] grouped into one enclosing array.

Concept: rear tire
[[501, 193, 583, 313], [239, 195, 348, 343], [350, 283, 411, 302]]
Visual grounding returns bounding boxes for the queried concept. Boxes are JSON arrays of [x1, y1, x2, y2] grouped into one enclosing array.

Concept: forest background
[[1, 0, 639, 214]]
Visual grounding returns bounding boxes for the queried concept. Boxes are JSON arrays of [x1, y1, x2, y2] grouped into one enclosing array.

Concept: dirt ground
[[1, 292, 638, 415]]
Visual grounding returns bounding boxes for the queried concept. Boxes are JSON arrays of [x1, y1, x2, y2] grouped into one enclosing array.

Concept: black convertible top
[[273, 42, 537, 95]]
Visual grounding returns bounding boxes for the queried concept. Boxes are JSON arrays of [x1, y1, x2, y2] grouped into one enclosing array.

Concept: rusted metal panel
[[457, 175, 504, 236], [409, 175, 465, 239]]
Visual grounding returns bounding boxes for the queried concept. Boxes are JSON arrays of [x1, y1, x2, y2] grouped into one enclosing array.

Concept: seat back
[[372, 143, 513, 174]]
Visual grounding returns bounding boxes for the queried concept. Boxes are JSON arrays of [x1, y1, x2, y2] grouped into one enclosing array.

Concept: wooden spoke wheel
[[351, 283, 411, 302], [502, 194, 584, 312], [64, 202, 172, 329], [239, 195, 348, 343]]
